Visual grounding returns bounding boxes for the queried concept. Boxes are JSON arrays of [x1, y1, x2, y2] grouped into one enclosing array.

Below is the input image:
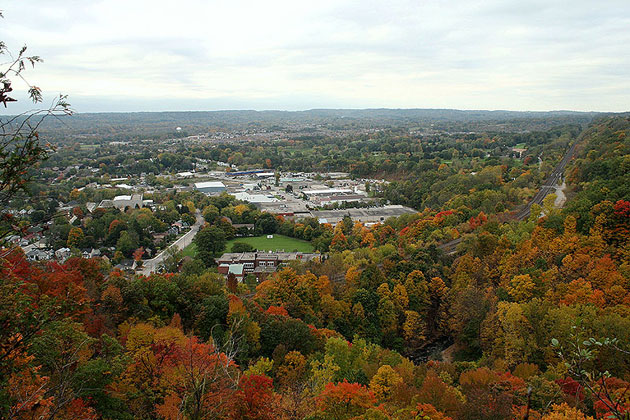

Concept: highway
[[139, 210, 204, 275], [438, 140, 578, 255]]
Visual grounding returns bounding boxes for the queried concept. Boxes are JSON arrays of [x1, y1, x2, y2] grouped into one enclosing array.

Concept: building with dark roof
[[216, 251, 321, 281]]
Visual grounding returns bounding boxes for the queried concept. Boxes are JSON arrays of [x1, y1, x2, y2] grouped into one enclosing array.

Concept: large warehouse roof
[[195, 181, 225, 189]]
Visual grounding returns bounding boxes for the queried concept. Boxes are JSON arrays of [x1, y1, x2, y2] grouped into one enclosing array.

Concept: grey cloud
[[0, 0, 628, 113]]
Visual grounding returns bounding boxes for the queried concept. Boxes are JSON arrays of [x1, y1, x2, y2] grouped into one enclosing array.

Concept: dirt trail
[[554, 180, 567, 208], [441, 344, 458, 363]]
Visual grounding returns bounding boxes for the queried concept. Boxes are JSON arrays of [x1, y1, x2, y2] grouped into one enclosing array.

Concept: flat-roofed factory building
[[311, 205, 417, 226], [98, 194, 144, 210], [194, 181, 226, 194]]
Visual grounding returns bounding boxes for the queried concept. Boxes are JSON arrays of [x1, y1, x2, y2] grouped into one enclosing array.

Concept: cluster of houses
[[20, 243, 104, 263], [151, 220, 190, 248], [7, 192, 186, 264]]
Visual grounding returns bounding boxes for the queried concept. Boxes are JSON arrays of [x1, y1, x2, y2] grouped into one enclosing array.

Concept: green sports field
[[182, 234, 314, 257], [226, 234, 314, 253]]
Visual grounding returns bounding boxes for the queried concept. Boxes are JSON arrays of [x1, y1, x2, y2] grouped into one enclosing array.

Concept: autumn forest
[[0, 110, 629, 420]]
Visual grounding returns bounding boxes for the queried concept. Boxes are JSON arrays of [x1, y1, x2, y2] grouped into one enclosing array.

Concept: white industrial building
[[98, 194, 144, 210], [194, 181, 226, 194], [255, 172, 275, 179], [233, 192, 279, 204], [311, 205, 417, 225], [303, 188, 354, 197]]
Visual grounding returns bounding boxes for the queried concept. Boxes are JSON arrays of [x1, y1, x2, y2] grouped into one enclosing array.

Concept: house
[[25, 248, 52, 261], [78, 248, 101, 259], [168, 221, 188, 235], [232, 224, 255, 236], [55, 247, 71, 261], [114, 259, 135, 273], [152, 233, 168, 245], [512, 147, 527, 158]]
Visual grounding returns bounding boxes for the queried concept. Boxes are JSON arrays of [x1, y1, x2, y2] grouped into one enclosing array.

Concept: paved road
[[438, 141, 578, 255], [140, 211, 204, 275]]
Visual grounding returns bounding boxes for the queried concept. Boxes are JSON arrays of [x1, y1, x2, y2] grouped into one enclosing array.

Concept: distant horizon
[[68, 107, 610, 115], [1, 103, 621, 117]]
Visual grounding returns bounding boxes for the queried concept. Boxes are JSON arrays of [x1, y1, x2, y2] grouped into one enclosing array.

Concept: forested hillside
[[2, 116, 629, 419]]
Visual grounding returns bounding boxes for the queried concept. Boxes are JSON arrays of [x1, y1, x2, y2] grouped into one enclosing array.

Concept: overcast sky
[[1, 0, 629, 113]]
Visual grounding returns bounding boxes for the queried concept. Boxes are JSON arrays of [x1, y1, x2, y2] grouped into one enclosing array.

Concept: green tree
[[116, 230, 137, 257], [255, 213, 279, 235], [203, 205, 220, 224], [181, 212, 196, 226], [244, 274, 258, 291], [195, 294, 229, 341], [160, 246, 183, 273], [232, 242, 255, 253], [194, 225, 227, 265]]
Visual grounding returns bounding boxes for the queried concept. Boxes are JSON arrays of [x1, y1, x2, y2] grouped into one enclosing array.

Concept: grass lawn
[[182, 243, 198, 258], [227, 235, 314, 253], [79, 144, 98, 150], [182, 234, 314, 258]]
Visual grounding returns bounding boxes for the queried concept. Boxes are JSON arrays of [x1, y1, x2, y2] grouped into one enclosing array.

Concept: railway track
[[438, 140, 578, 255]]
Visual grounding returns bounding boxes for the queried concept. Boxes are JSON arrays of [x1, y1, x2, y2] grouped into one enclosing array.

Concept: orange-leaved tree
[[317, 380, 376, 420], [229, 374, 277, 420]]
